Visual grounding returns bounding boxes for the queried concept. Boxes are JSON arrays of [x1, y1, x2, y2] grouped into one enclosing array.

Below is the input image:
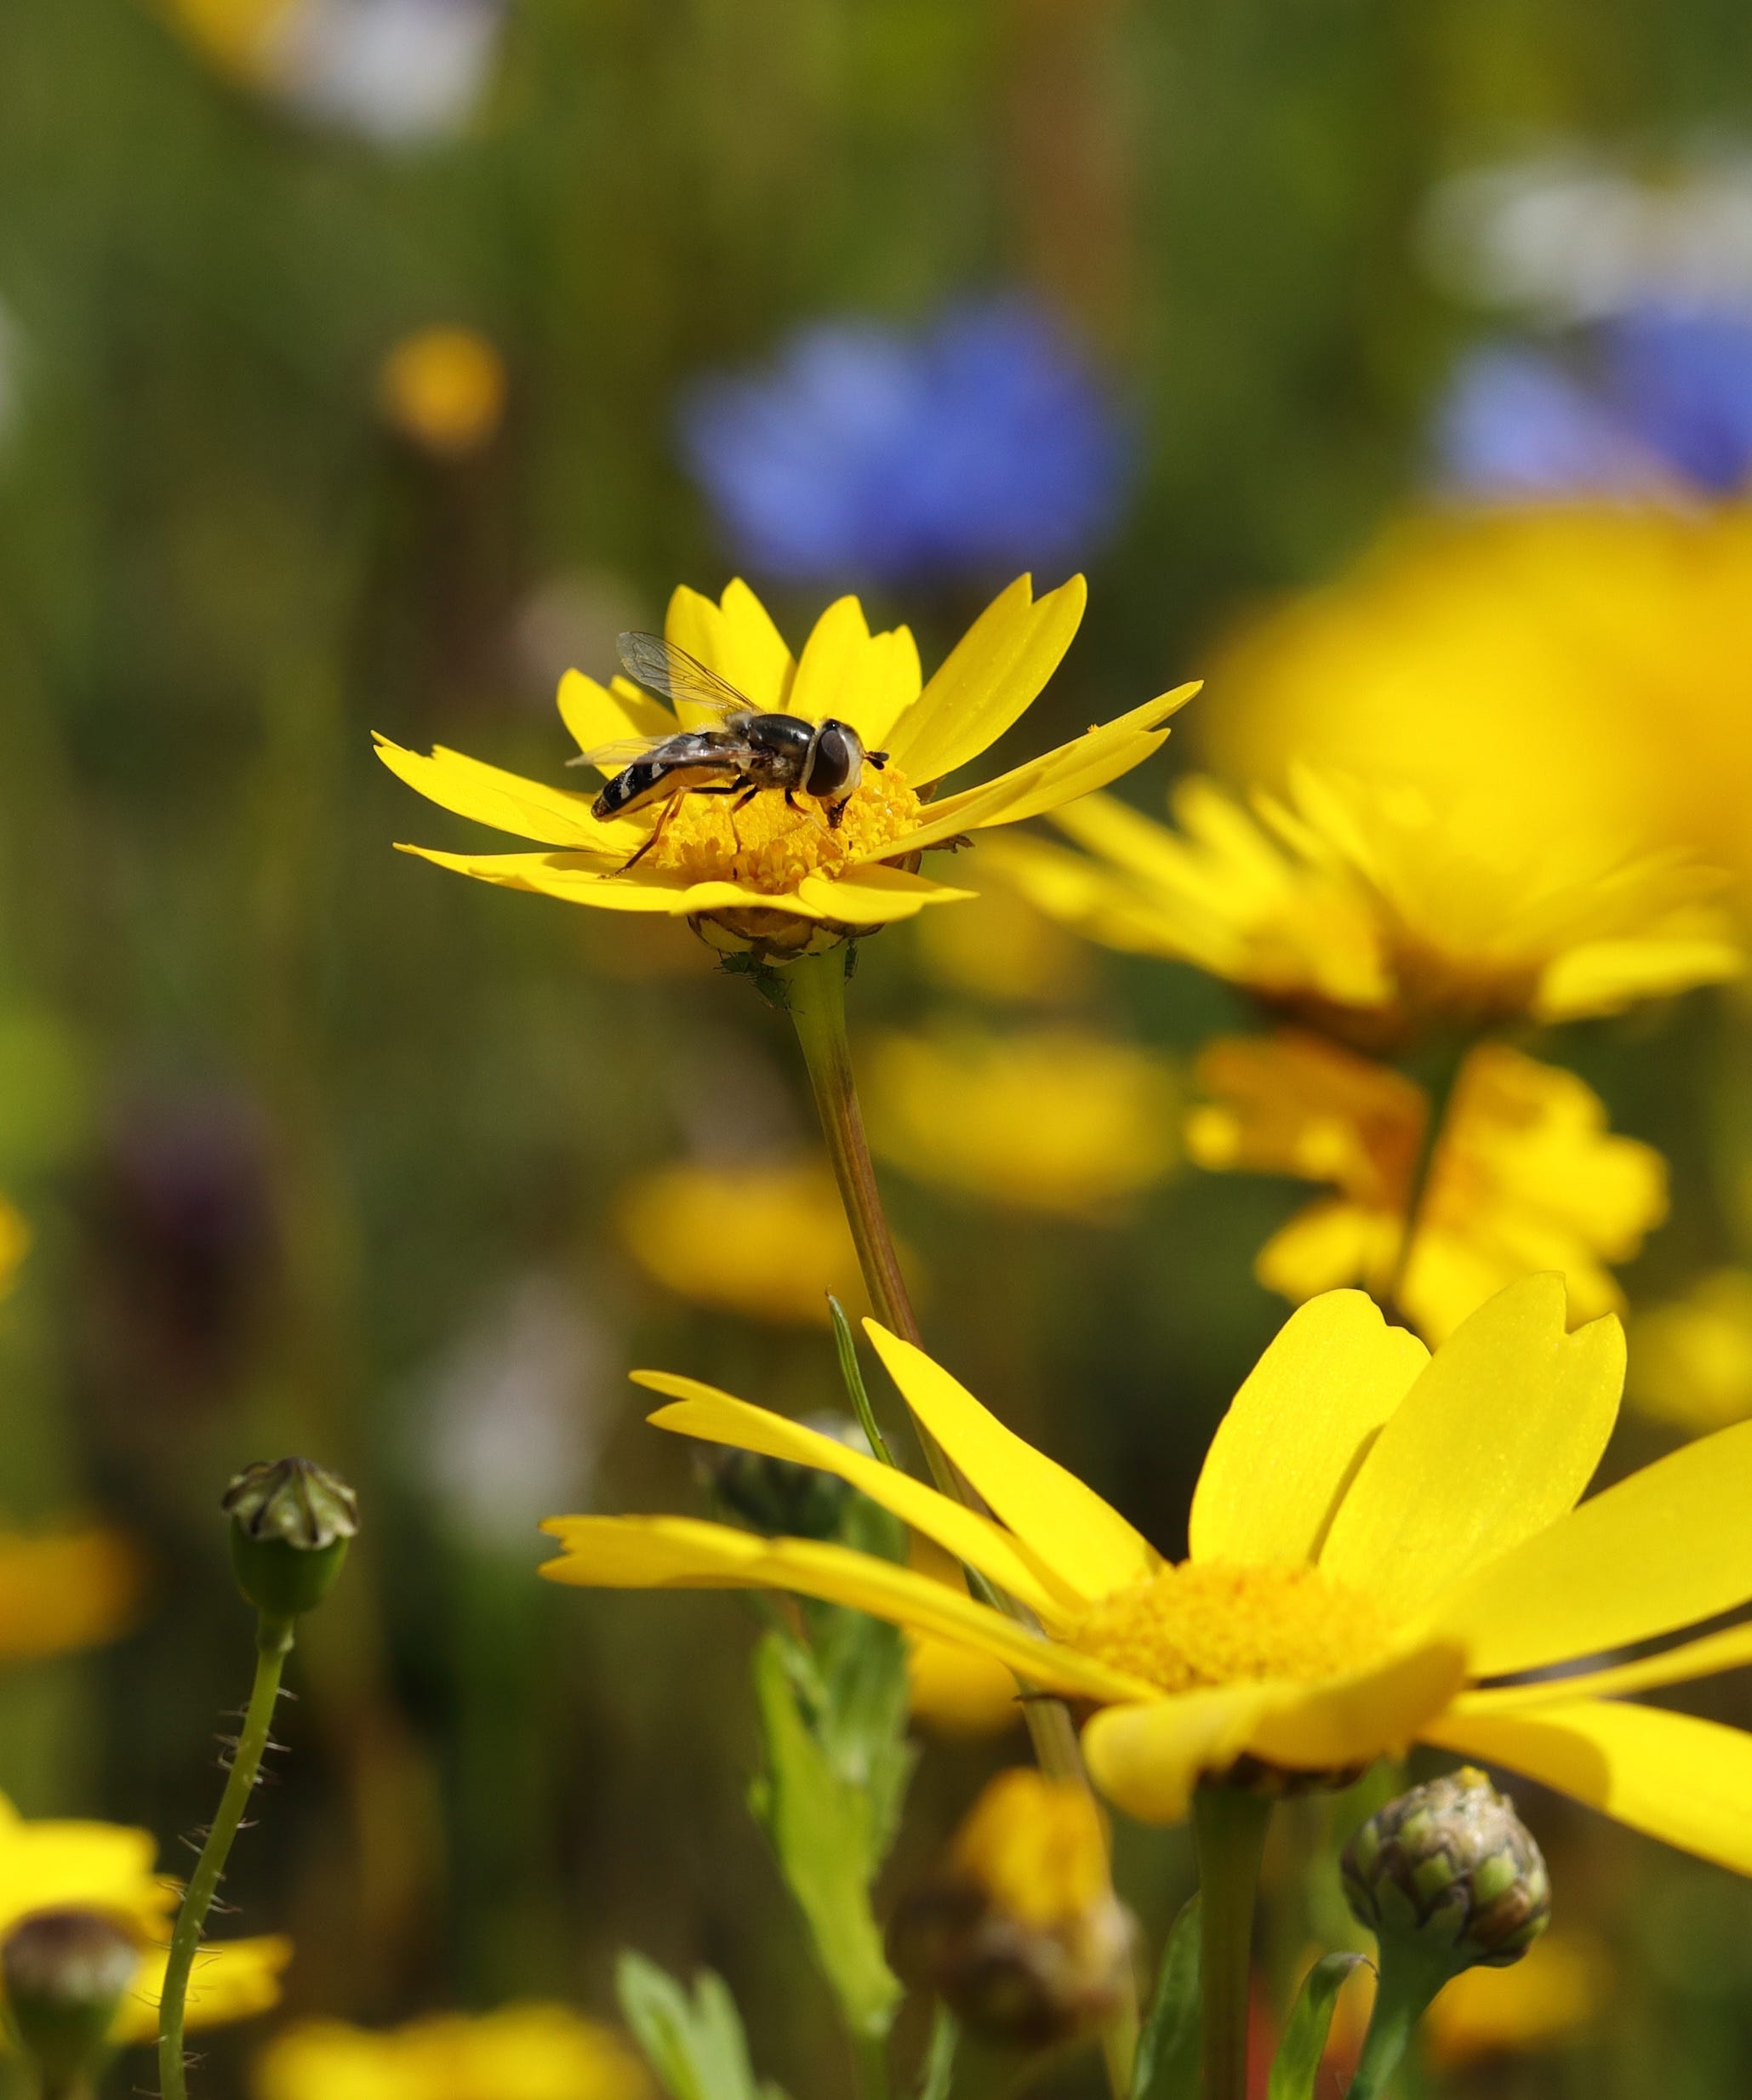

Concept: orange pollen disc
[[1072, 1560, 1394, 1695], [642, 762, 923, 894]]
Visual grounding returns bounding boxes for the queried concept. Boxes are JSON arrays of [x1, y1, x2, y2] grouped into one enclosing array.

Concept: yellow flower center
[[1074, 1560, 1393, 1694], [642, 763, 923, 893]]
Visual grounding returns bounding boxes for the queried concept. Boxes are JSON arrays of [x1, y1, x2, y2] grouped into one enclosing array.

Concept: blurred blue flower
[[678, 300, 1131, 587], [1435, 305, 1752, 501]]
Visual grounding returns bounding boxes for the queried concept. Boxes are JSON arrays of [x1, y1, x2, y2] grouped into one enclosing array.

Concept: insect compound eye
[[806, 722, 861, 800]]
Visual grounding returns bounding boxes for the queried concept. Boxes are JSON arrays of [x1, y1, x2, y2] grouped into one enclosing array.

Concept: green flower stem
[[1344, 1953, 1447, 2100], [157, 1614, 294, 2100], [1385, 1036, 1472, 1318], [1191, 1786, 1272, 2100], [783, 944, 1136, 2097]]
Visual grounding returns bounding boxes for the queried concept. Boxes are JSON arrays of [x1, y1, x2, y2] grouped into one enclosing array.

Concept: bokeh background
[[4, 1, 1752, 2093]]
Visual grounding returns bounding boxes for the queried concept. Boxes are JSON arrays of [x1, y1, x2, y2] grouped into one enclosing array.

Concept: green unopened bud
[[697, 1414, 867, 1541], [222, 1458, 358, 1619], [2, 1909, 140, 2087], [1342, 1766, 1550, 1972]]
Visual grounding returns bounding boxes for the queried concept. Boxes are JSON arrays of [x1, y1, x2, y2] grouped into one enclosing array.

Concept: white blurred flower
[[271, 0, 505, 143], [1423, 147, 1752, 323], [417, 1271, 613, 1551]]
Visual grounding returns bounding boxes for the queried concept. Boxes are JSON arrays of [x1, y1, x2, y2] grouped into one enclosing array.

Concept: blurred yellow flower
[[616, 1161, 869, 1326], [544, 1275, 1752, 1871], [987, 768, 1741, 1053], [1199, 506, 1752, 913], [948, 1768, 1111, 1927], [253, 2003, 653, 2100], [156, 0, 295, 81], [0, 1197, 26, 1299], [1629, 1270, 1752, 1433], [1187, 1033, 1666, 1344], [0, 1528, 145, 1666], [380, 576, 1196, 956], [905, 1631, 1023, 1738], [912, 884, 1093, 1004], [863, 1025, 1177, 1219], [379, 327, 508, 457], [0, 1794, 288, 2044]]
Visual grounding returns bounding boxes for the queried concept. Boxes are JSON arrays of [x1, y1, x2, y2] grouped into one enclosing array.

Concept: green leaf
[[750, 1630, 905, 2039], [829, 1294, 898, 1469], [615, 1952, 785, 2100], [916, 2005, 958, 2100], [1265, 1953, 1367, 2100], [1131, 1895, 1201, 2100]]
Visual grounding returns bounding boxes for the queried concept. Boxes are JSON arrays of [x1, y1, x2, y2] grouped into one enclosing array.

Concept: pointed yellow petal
[[1454, 1618, 1752, 1717], [877, 686, 1199, 857], [1318, 1276, 1624, 1618], [374, 735, 624, 851], [539, 1515, 1156, 1703], [793, 866, 976, 925], [862, 1323, 1158, 1600], [634, 1376, 1082, 1623], [1420, 1415, 1752, 1676], [556, 669, 675, 758], [1081, 1685, 1276, 1824], [396, 846, 878, 922], [1425, 1701, 1752, 1875], [662, 580, 795, 716], [1243, 1640, 1467, 1770], [1189, 1292, 1430, 1567], [882, 575, 1087, 785], [1537, 934, 1744, 1020]]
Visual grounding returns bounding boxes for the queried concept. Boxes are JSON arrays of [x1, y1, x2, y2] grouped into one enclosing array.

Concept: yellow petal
[[0, 1527, 145, 1664], [1424, 1700, 1752, 1875], [538, 1514, 1156, 1703], [1189, 1292, 1430, 1567], [374, 736, 628, 851], [662, 580, 796, 718], [1537, 933, 1744, 1020], [556, 668, 676, 758], [792, 866, 977, 924], [1318, 1276, 1624, 1619], [396, 845, 885, 922], [862, 1323, 1158, 1601], [114, 1935, 292, 2043], [882, 574, 1087, 785], [634, 1378, 1082, 1623], [1243, 1639, 1467, 1770], [1454, 1618, 1752, 1716], [1081, 1685, 1276, 1824], [785, 598, 922, 746], [1421, 1414, 1752, 1676], [882, 686, 1199, 857]]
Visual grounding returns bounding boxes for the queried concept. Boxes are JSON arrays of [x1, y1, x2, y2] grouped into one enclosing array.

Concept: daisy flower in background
[[0, 1529, 145, 1667], [253, 2003, 653, 2100], [377, 326, 507, 457], [1186, 1032, 1667, 1344], [678, 300, 1131, 588], [0, 1794, 289, 2043], [984, 769, 1742, 1053], [862, 1024, 1178, 1220], [379, 574, 1196, 957], [544, 1275, 1752, 1869], [1629, 1270, 1752, 1434]]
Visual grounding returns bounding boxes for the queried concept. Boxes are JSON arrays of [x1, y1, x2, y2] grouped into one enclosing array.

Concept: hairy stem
[[1191, 1786, 1271, 2100], [157, 1616, 294, 2100]]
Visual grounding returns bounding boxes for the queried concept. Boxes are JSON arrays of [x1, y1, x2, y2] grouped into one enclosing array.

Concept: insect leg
[[619, 793, 684, 873]]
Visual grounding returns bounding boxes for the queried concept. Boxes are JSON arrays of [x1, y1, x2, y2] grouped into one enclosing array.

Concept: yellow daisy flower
[[1185, 1032, 1667, 1344], [252, 2002, 653, 2100], [378, 327, 507, 458], [984, 768, 1742, 1051], [544, 1274, 1752, 1870], [1628, 1270, 1752, 1433], [616, 1160, 870, 1325], [0, 1793, 289, 2044], [863, 1024, 1178, 1220], [378, 576, 1196, 958], [0, 1527, 145, 1666]]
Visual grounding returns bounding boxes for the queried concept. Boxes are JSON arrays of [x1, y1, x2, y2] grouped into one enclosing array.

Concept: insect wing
[[564, 735, 667, 772], [616, 632, 756, 725]]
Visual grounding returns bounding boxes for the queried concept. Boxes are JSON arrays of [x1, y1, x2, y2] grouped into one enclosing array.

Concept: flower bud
[[1, 1909, 140, 2084], [697, 1415, 867, 1541], [222, 1458, 358, 1620], [887, 1770, 1135, 2050], [1342, 1766, 1550, 1972]]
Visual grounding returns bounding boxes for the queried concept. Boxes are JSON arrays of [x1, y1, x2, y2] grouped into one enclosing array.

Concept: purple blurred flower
[[1435, 305, 1752, 501], [678, 299, 1132, 588]]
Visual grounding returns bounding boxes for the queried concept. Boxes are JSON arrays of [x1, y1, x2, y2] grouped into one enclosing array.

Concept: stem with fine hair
[[157, 1614, 294, 2100], [780, 942, 1136, 2094], [1191, 1785, 1271, 2100]]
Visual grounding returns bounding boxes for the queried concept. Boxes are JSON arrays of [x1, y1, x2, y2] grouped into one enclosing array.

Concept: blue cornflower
[[677, 299, 1131, 587], [1435, 304, 1752, 501]]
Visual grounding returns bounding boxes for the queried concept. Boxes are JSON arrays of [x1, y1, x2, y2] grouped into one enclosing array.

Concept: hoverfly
[[573, 634, 888, 870]]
